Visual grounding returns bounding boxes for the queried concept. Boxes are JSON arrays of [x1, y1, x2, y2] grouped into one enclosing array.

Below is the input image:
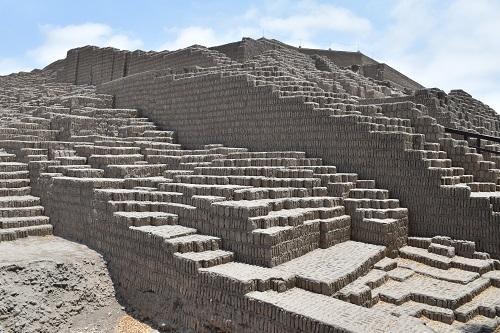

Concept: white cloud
[[159, 26, 228, 50], [369, 0, 500, 111], [28, 23, 143, 67], [159, 0, 370, 53], [259, 3, 371, 42], [159, 26, 260, 50], [0, 58, 30, 75]]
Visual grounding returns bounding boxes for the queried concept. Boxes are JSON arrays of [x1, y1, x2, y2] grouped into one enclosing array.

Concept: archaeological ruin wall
[[2, 47, 500, 332], [94, 69, 500, 258], [48, 43, 500, 257]]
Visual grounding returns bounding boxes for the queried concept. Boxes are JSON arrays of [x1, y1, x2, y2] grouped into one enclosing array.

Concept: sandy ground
[[0, 235, 157, 333]]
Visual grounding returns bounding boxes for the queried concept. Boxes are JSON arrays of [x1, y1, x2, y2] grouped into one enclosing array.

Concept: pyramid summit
[[1, 37, 500, 332]]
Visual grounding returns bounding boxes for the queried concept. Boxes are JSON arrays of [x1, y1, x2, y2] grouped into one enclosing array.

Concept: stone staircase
[[0, 149, 52, 241]]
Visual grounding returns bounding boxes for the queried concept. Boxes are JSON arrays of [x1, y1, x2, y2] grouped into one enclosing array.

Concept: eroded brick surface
[[1, 39, 500, 332]]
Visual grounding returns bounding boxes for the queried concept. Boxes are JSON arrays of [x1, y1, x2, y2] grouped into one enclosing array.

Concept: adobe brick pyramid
[[1, 37, 500, 332]]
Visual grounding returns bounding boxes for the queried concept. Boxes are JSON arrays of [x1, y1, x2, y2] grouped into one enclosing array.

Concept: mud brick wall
[[60, 46, 226, 85], [34, 175, 379, 332], [211, 38, 284, 63], [75, 46, 100, 85], [63, 49, 79, 84], [210, 40, 246, 62], [362, 63, 424, 91], [296, 49, 377, 67], [99, 72, 500, 258]]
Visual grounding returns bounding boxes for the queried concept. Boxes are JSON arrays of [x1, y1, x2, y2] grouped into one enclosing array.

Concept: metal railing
[[444, 127, 500, 155]]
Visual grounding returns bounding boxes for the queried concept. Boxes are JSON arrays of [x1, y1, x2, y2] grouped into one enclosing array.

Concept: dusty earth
[[0, 235, 157, 333]]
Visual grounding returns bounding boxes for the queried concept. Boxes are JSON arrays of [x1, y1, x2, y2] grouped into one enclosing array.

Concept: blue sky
[[1, 0, 499, 111]]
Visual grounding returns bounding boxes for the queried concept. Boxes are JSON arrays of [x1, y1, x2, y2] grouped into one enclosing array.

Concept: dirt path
[[0, 235, 157, 333]]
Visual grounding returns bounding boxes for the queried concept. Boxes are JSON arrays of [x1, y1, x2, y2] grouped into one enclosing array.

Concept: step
[[63, 168, 105, 178], [0, 162, 28, 172], [0, 153, 16, 162], [145, 149, 213, 157], [0, 206, 44, 218], [275, 241, 386, 295], [249, 206, 345, 229], [0, 179, 30, 188], [328, 182, 356, 196], [159, 183, 251, 199], [353, 208, 408, 220], [0, 187, 32, 196], [399, 246, 495, 274], [123, 176, 171, 189], [0, 195, 40, 208], [375, 269, 491, 310], [48, 164, 91, 173], [336, 269, 388, 306], [330, 173, 359, 183], [0, 215, 50, 228], [107, 201, 195, 216], [344, 198, 400, 211], [246, 288, 430, 332], [104, 163, 167, 178], [428, 243, 455, 257], [229, 176, 322, 188], [96, 189, 183, 203], [441, 176, 462, 185], [318, 215, 351, 248], [118, 124, 157, 136], [88, 154, 144, 168], [423, 158, 452, 168], [199, 261, 296, 293], [0, 224, 53, 241], [136, 142, 182, 150], [399, 246, 452, 269], [373, 300, 455, 324], [164, 170, 194, 178], [76, 145, 142, 156], [142, 130, 175, 138], [23, 155, 48, 162], [125, 136, 173, 143], [211, 197, 342, 220], [178, 162, 212, 170], [0, 171, 29, 180], [467, 182, 497, 192], [351, 217, 408, 255], [226, 151, 306, 159], [54, 156, 87, 165], [348, 188, 390, 199], [174, 250, 234, 273], [451, 255, 495, 274], [396, 258, 479, 284], [212, 158, 323, 167], [232, 187, 314, 200], [130, 224, 197, 240], [165, 234, 221, 253], [454, 287, 500, 322], [114, 211, 178, 227], [298, 165, 338, 174], [19, 148, 48, 156], [145, 154, 224, 165], [356, 179, 376, 188]]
